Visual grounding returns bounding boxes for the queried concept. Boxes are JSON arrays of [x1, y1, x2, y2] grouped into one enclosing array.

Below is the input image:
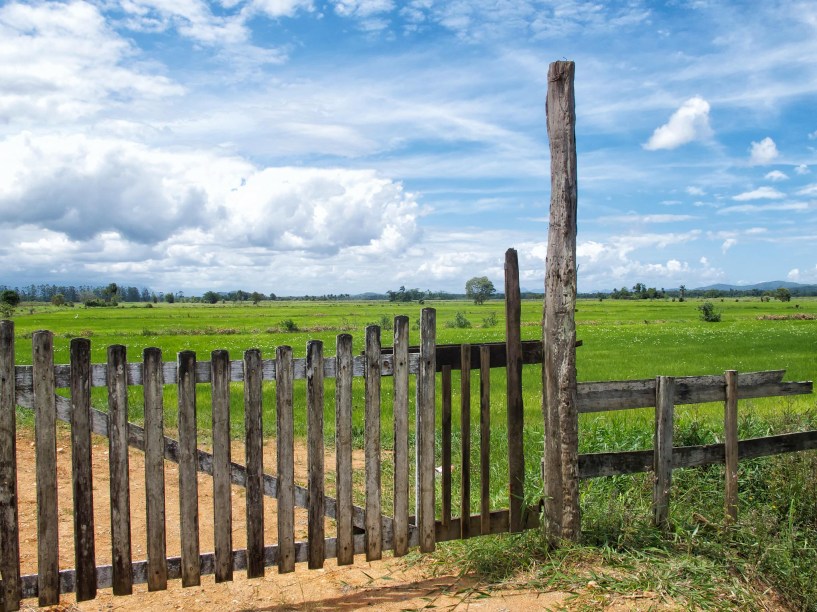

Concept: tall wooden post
[[543, 60, 580, 544]]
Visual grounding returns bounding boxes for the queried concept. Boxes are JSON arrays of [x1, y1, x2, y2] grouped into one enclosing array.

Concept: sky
[[1, 0, 816, 296]]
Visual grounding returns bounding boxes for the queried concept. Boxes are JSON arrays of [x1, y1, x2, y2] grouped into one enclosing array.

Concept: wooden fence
[[0, 312, 814, 610]]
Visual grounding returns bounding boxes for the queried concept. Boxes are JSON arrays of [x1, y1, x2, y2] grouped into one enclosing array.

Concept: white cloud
[[721, 238, 737, 253], [719, 202, 808, 214], [788, 268, 800, 280], [731, 186, 785, 201], [765, 170, 788, 181], [686, 186, 706, 196], [749, 137, 779, 165], [796, 164, 811, 175], [250, 0, 314, 18], [797, 183, 817, 196], [700, 256, 708, 265], [643, 96, 712, 151], [598, 213, 697, 224]]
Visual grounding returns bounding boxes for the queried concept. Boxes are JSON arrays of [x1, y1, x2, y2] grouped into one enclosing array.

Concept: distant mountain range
[[694, 281, 817, 291]]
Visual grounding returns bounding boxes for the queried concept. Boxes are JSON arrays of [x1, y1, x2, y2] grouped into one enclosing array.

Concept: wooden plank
[[143, 348, 168, 591], [441, 365, 452, 529], [177, 351, 201, 587], [33, 331, 59, 607], [275, 346, 296, 574], [504, 247, 525, 533], [211, 350, 232, 583], [108, 345, 133, 595], [479, 346, 491, 536], [364, 326, 382, 561], [653, 376, 674, 529], [392, 317, 410, 557], [724, 370, 739, 525], [334, 335, 354, 566], [435, 507, 541, 543], [70, 339, 96, 601], [380, 340, 548, 371], [417, 308, 436, 553], [244, 349, 265, 579], [306, 341, 325, 569], [460, 344, 471, 540], [0, 321, 21, 611]]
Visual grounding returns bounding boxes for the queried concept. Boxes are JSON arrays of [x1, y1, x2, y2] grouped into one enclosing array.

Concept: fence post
[[211, 350, 232, 583], [460, 343, 472, 540], [0, 321, 21, 611], [417, 308, 436, 552], [543, 59, 580, 543], [504, 248, 525, 533], [244, 349, 264, 578], [335, 335, 354, 565], [392, 318, 410, 556], [276, 346, 296, 573], [724, 370, 739, 524], [177, 351, 201, 587], [144, 348, 168, 591], [653, 376, 675, 529], [306, 340, 325, 569], [479, 345, 491, 535], [364, 326, 383, 561]]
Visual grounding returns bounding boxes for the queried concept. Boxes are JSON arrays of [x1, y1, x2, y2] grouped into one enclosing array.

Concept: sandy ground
[[9, 429, 719, 611]]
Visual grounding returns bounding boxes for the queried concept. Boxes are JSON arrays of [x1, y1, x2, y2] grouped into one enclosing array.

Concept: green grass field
[[5, 296, 817, 608]]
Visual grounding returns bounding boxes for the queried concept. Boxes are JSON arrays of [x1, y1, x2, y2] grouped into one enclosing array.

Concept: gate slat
[[306, 341, 325, 569], [504, 248, 525, 533], [211, 350, 232, 583], [70, 339, 96, 601], [33, 331, 59, 607], [0, 321, 21, 611], [479, 346, 491, 536], [177, 351, 201, 586], [276, 346, 296, 574], [335, 335, 354, 566], [143, 348, 168, 591], [108, 345, 133, 595], [460, 344, 471, 540], [244, 349, 265, 578], [392, 316, 410, 557], [364, 326, 382, 561], [417, 308, 436, 553], [653, 376, 674, 529], [441, 365, 452, 529]]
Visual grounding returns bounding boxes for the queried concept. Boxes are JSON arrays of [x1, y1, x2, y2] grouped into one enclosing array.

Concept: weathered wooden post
[[505, 248, 525, 533], [543, 60, 580, 544]]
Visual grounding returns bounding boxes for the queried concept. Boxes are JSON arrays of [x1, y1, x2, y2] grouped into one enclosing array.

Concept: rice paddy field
[[5, 296, 817, 608]]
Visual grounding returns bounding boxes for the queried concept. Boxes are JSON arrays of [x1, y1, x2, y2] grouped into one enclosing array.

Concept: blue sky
[[1, 0, 816, 295]]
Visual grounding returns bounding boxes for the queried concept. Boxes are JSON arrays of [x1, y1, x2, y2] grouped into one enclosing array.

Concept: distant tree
[[251, 291, 264, 305], [164, 292, 175, 304], [104, 283, 118, 303], [775, 287, 792, 302], [51, 294, 66, 306], [1, 290, 21, 307], [465, 276, 496, 305], [268, 292, 277, 301], [202, 291, 220, 304], [679, 285, 687, 302]]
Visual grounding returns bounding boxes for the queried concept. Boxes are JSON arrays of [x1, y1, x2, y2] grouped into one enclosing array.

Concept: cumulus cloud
[[721, 238, 737, 253], [797, 183, 817, 196], [788, 268, 800, 281], [749, 137, 779, 165], [686, 186, 706, 196], [643, 96, 712, 151], [731, 186, 785, 201], [765, 170, 788, 181], [796, 164, 811, 175]]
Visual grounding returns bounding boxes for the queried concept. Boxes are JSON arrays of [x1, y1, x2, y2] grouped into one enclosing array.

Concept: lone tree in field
[[465, 276, 496, 304]]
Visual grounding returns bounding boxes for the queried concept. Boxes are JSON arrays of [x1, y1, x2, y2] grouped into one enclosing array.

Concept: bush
[[280, 319, 299, 332], [446, 311, 472, 329], [481, 312, 498, 328], [698, 301, 721, 322]]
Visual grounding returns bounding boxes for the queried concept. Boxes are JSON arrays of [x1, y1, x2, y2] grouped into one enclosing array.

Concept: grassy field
[[5, 296, 817, 608]]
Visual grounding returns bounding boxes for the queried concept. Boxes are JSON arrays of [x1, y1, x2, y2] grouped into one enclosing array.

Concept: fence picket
[[504, 248, 525, 532], [177, 351, 201, 586], [441, 365, 452, 529], [653, 376, 674, 529], [365, 326, 383, 561], [460, 343, 471, 540], [275, 346, 296, 574], [33, 331, 59, 607], [724, 370, 739, 524], [0, 321, 21, 611], [335, 335, 354, 565], [306, 341, 325, 569], [417, 308, 436, 553], [211, 350, 232, 583], [244, 349, 265, 578], [143, 348, 168, 591], [479, 345, 491, 535], [392, 316, 410, 557], [70, 339, 96, 601]]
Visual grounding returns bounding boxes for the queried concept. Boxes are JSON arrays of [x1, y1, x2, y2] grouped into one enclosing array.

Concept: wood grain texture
[[334, 335, 354, 566], [33, 331, 59, 607], [364, 327, 382, 561], [211, 350, 232, 583], [653, 377, 674, 529], [143, 348, 168, 592], [275, 346, 296, 574], [417, 308, 436, 553], [244, 349, 265, 578], [543, 60, 580, 543], [392, 317, 410, 557], [724, 370, 739, 524], [479, 346, 491, 536], [504, 248, 525, 533], [177, 351, 201, 587], [306, 341, 325, 569], [70, 339, 96, 601], [460, 344, 471, 540], [441, 365, 452, 529], [0, 321, 21, 611]]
